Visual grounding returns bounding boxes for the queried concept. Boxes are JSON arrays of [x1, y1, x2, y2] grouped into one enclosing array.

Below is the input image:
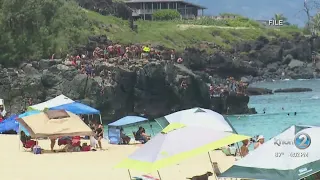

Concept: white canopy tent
[[28, 94, 102, 124], [29, 94, 74, 110]]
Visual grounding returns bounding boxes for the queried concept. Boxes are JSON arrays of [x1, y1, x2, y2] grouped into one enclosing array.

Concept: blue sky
[[189, 0, 309, 26]]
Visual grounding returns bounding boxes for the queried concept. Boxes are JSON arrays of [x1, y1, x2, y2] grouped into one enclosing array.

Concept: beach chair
[[212, 162, 235, 180], [21, 140, 37, 151], [132, 175, 159, 180], [221, 146, 237, 156]]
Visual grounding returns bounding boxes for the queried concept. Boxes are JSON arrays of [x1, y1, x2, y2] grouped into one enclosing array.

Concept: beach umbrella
[[115, 123, 250, 178], [220, 125, 320, 180], [155, 107, 235, 132]]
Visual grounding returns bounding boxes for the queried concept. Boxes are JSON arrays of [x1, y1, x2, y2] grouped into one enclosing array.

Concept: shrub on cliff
[[0, 0, 92, 66], [153, 10, 180, 21]]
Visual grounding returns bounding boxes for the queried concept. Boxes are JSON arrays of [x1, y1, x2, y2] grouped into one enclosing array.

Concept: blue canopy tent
[[108, 116, 150, 144], [50, 101, 102, 124], [0, 114, 19, 133]]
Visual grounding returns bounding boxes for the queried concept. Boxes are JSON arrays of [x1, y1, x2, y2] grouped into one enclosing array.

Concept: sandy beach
[[0, 135, 236, 180]]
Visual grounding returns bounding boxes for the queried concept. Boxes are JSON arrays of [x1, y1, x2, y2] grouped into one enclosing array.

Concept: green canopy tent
[[220, 125, 320, 180]]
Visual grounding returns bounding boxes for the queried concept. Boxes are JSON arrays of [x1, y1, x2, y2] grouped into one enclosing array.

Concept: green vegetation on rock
[[0, 0, 305, 65]]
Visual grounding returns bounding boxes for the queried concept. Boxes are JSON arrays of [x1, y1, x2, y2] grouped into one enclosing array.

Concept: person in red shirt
[[0, 114, 3, 123]]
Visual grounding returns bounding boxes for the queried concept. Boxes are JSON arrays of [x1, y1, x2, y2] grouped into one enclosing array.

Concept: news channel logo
[[294, 132, 311, 150]]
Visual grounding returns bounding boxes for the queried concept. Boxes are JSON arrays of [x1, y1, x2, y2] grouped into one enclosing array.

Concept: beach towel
[[132, 175, 159, 180]]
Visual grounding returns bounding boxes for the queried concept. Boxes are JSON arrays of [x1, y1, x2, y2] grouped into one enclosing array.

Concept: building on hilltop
[[124, 0, 206, 20]]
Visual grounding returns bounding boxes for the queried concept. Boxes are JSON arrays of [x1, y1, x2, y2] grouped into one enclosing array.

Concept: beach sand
[[0, 135, 236, 180]]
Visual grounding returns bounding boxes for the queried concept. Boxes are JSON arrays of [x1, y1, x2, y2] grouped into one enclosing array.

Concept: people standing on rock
[[103, 46, 108, 61], [107, 45, 114, 58], [85, 63, 94, 77], [177, 57, 183, 64], [180, 80, 188, 90], [170, 49, 176, 62], [209, 84, 215, 97]]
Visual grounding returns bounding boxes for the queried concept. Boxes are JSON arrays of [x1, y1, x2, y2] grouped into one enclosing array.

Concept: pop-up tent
[[28, 94, 102, 123], [18, 110, 42, 136], [220, 125, 319, 180], [108, 116, 149, 144], [155, 107, 235, 132], [16, 110, 94, 138]]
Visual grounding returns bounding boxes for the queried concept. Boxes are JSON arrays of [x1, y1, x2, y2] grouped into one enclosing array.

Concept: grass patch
[[85, 10, 304, 51]]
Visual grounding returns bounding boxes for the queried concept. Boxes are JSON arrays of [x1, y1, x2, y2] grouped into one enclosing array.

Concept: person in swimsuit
[[95, 124, 103, 149], [240, 139, 250, 157]]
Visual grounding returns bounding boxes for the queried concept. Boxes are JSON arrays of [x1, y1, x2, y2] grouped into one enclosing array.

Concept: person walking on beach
[[254, 135, 264, 149], [95, 124, 104, 149]]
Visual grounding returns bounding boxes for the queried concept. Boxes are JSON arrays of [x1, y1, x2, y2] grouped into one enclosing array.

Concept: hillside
[[86, 10, 303, 51], [0, 0, 304, 66]]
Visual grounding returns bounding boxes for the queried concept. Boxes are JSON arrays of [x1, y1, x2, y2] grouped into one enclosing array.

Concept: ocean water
[[228, 79, 320, 140], [104, 79, 320, 141]]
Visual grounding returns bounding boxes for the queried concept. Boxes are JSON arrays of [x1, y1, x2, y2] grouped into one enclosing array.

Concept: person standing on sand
[[95, 124, 103, 149], [254, 135, 264, 149]]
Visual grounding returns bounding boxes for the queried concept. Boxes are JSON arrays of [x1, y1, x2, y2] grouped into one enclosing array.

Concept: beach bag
[[33, 145, 41, 154]]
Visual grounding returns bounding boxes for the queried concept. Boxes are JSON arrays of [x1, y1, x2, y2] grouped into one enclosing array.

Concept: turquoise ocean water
[[104, 79, 320, 141]]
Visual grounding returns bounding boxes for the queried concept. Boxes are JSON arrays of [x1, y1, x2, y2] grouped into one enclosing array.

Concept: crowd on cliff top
[[59, 43, 248, 97]]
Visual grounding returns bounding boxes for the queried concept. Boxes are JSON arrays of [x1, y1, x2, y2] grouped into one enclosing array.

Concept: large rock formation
[[0, 58, 253, 123], [182, 35, 320, 82]]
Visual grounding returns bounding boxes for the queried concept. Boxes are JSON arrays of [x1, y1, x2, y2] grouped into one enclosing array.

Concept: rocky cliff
[[2, 32, 319, 122], [0, 57, 254, 123]]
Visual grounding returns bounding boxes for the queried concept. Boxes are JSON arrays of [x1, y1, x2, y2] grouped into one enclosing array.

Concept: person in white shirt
[[254, 135, 265, 149], [0, 105, 6, 117]]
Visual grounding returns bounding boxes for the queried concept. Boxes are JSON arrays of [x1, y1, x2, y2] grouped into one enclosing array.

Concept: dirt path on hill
[[177, 24, 254, 30]]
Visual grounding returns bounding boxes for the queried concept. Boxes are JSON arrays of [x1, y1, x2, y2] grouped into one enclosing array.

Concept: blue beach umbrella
[[0, 114, 19, 133]]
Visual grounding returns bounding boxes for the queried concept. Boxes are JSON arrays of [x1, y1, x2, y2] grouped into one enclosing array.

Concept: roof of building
[[125, 0, 206, 9]]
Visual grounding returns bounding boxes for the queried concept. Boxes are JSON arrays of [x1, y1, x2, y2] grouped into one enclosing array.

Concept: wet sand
[[0, 135, 236, 180]]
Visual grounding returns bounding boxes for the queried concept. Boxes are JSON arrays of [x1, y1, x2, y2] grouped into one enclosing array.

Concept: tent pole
[[154, 119, 164, 130], [127, 169, 132, 179], [157, 170, 162, 180], [207, 152, 217, 178], [147, 120, 155, 136], [18, 124, 21, 151], [99, 114, 102, 124]]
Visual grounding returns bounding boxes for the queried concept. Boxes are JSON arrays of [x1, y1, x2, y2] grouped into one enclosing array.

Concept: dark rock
[[246, 87, 273, 95], [0, 59, 254, 123], [274, 88, 312, 93]]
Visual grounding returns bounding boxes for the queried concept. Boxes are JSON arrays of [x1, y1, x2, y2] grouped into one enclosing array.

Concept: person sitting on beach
[[141, 128, 151, 140], [222, 143, 237, 156], [81, 142, 91, 151], [135, 127, 148, 144], [95, 124, 103, 149], [254, 135, 265, 149], [240, 139, 250, 157], [120, 128, 131, 144], [20, 131, 37, 148]]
